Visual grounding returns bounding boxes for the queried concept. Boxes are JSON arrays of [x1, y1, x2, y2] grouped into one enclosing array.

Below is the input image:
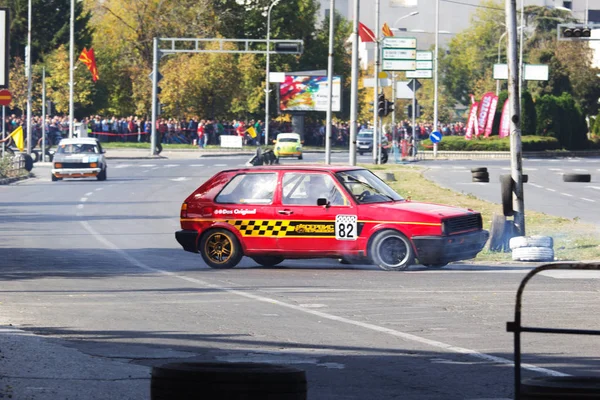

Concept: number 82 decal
[[335, 215, 357, 240]]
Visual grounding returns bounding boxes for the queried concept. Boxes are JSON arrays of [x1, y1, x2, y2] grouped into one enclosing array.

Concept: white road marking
[[114, 164, 130, 169], [151, 167, 159, 170], [546, 188, 556, 192], [77, 204, 84, 209], [95, 188, 103, 191], [549, 159, 559, 162], [582, 198, 595, 202], [587, 186, 600, 191], [524, 168, 538, 171], [80, 197, 88, 202], [549, 168, 562, 171], [560, 193, 573, 197], [452, 166, 466, 169], [574, 168, 588, 172], [190, 164, 205, 167], [540, 271, 600, 279], [170, 177, 189, 182], [85, 192, 93, 196], [530, 183, 543, 188], [80, 221, 568, 379], [428, 166, 442, 169], [164, 164, 179, 168], [139, 164, 156, 167], [501, 167, 510, 170]]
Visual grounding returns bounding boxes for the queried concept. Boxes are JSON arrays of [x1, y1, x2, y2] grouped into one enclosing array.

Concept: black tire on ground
[[251, 256, 285, 267], [97, 167, 107, 181], [499, 173, 528, 183], [298, 154, 303, 160], [199, 228, 243, 269], [472, 177, 490, 183], [359, 152, 364, 156], [30, 150, 40, 163], [500, 174, 514, 217], [151, 362, 307, 400], [563, 173, 591, 183], [488, 214, 506, 252], [51, 173, 61, 182], [471, 171, 489, 179], [22, 153, 34, 172], [471, 167, 488, 173], [370, 229, 415, 271]]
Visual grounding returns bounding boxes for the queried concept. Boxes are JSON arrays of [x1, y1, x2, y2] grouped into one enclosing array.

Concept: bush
[[420, 135, 560, 151], [535, 93, 588, 150]]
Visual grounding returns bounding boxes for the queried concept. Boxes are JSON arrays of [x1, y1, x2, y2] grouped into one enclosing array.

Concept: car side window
[[282, 173, 345, 206], [215, 173, 277, 205]]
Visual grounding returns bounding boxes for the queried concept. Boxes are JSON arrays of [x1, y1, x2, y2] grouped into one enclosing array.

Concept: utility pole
[[506, 0, 525, 236], [325, 0, 335, 165], [348, 0, 360, 166], [372, 0, 381, 164]]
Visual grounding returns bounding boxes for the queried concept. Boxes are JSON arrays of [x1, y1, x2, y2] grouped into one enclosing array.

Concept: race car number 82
[[335, 215, 357, 240]]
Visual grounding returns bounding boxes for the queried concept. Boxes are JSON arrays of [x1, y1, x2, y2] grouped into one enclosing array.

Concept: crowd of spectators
[[1, 113, 469, 151]]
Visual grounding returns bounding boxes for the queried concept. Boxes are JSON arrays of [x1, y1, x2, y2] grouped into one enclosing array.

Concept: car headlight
[[296, 146, 301, 151], [54, 162, 62, 168], [276, 147, 280, 151]]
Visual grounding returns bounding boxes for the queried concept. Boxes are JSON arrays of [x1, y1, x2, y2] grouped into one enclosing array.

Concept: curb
[[0, 172, 35, 185]]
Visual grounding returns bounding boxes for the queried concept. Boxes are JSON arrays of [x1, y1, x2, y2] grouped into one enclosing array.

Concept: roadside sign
[[382, 49, 416, 60], [0, 88, 11, 106], [416, 51, 433, 60], [416, 61, 433, 69], [407, 78, 421, 92], [383, 60, 416, 71], [406, 70, 433, 79], [382, 37, 417, 49], [148, 71, 164, 82], [430, 130, 442, 143]]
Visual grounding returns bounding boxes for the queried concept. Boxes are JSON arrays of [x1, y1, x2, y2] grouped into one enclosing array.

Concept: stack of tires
[[510, 235, 554, 262], [471, 167, 489, 183]]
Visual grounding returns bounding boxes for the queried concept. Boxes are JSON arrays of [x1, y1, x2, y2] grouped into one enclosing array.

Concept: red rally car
[[176, 166, 489, 271]]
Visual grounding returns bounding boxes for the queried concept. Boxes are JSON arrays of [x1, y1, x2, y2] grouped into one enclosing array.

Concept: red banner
[[499, 99, 510, 138], [465, 102, 479, 140], [477, 92, 495, 133], [484, 95, 499, 138]]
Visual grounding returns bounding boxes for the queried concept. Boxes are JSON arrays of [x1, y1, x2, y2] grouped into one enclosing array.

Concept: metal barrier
[[507, 263, 600, 399]]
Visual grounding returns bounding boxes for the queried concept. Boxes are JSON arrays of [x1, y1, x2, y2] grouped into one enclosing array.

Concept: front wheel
[[251, 256, 284, 267], [200, 228, 243, 269], [370, 230, 414, 271], [97, 167, 107, 181]]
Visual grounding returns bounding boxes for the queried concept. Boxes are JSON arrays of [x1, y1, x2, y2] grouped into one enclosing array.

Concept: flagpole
[[348, 0, 360, 166], [372, 0, 380, 165], [26, 0, 32, 154], [69, 0, 74, 138]]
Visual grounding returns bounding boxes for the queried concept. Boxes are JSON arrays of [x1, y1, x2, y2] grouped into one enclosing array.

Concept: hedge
[[419, 135, 561, 151]]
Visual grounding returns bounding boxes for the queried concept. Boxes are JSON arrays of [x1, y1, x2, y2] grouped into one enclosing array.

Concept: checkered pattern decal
[[228, 220, 335, 237]]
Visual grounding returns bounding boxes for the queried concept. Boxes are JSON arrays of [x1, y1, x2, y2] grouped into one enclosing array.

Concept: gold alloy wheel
[[205, 232, 233, 264]]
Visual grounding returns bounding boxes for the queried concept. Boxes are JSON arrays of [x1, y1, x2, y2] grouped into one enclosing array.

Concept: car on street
[[273, 132, 303, 160], [175, 166, 489, 271], [51, 137, 107, 181], [357, 129, 388, 155]]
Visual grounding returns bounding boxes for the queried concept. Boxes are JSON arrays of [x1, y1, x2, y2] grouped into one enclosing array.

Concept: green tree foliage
[[536, 92, 587, 149], [2, 0, 92, 64], [521, 90, 536, 135]]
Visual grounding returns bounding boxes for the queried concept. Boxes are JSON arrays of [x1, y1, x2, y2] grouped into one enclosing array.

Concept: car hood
[[361, 200, 476, 221], [53, 153, 102, 162]]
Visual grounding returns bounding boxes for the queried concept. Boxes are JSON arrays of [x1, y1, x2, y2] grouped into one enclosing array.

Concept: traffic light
[[384, 100, 394, 117], [377, 93, 386, 117], [417, 105, 423, 118], [405, 104, 412, 117], [558, 24, 593, 40]]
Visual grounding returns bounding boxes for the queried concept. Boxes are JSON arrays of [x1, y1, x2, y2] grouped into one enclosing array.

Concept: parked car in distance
[[273, 133, 303, 160], [51, 137, 107, 181], [357, 129, 388, 155], [176, 165, 489, 271]]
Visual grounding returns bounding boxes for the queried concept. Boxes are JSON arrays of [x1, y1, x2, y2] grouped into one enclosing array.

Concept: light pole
[[69, 0, 74, 137], [393, 11, 419, 28], [26, 0, 32, 154], [325, 0, 335, 165], [264, 0, 280, 146]]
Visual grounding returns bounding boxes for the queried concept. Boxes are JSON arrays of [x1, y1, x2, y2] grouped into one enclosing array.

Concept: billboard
[[279, 75, 342, 112]]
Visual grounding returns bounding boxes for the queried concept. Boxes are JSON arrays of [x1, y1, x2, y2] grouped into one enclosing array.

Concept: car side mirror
[[102, 150, 106, 154], [317, 198, 329, 207]]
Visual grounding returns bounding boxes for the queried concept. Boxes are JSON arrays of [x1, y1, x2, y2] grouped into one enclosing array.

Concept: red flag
[[477, 92, 495, 132], [465, 102, 479, 140], [499, 99, 510, 138], [358, 22, 376, 42], [78, 47, 99, 82], [382, 23, 394, 37], [484, 95, 499, 138]]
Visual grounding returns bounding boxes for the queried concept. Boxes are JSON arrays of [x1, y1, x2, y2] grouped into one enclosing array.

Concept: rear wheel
[[200, 229, 243, 269], [370, 230, 414, 271], [251, 256, 284, 267]]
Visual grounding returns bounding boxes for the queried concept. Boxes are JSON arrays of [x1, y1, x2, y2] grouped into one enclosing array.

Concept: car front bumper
[[412, 230, 490, 265], [52, 168, 101, 178], [275, 151, 302, 157], [176, 230, 199, 253]]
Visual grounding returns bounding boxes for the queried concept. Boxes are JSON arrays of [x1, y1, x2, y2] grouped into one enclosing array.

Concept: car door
[[275, 172, 358, 253]]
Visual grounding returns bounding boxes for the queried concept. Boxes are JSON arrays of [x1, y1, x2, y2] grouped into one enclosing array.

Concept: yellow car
[[273, 133, 303, 160]]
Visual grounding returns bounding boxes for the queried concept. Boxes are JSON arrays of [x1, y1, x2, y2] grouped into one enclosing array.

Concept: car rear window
[[215, 173, 277, 205]]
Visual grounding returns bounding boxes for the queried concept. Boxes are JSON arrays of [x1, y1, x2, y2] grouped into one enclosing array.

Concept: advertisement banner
[[477, 92, 495, 132], [279, 75, 342, 112], [484, 95, 499, 138], [499, 99, 510, 138], [465, 102, 479, 140]]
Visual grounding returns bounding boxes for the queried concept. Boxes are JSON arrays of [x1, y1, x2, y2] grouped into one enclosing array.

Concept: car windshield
[[57, 143, 99, 154], [279, 138, 299, 143], [357, 132, 372, 140], [336, 169, 404, 204]]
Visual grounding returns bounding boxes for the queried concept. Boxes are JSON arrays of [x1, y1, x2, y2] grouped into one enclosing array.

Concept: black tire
[[31, 150, 40, 163], [370, 230, 414, 271], [359, 151, 364, 156], [563, 173, 591, 183], [500, 174, 514, 217], [51, 173, 61, 182], [19, 153, 34, 172], [97, 167, 107, 181], [499, 173, 528, 183], [471, 171, 489, 179], [298, 154, 303, 160], [200, 228, 243, 269], [422, 263, 448, 268], [151, 362, 307, 400], [472, 177, 490, 183], [251, 256, 284, 267], [471, 167, 487, 173]]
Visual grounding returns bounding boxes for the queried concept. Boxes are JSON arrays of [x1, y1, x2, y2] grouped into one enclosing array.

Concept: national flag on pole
[[358, 22, 376, 42], [382, 23, 394, 37], [7, 126, 24, 151], [78, 47, 99, 82]]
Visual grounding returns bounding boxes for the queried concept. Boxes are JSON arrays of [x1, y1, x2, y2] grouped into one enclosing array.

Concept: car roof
[[223, 165, 365, 174], [277, 133, 301, 138], [58, 137, 100, 145]]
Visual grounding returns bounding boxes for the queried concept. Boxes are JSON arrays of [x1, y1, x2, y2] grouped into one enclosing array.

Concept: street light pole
[[325, 0, 335, 165], [433, 0, 440, 156], [26, 0, 32, 153], [264, 0, 280, 146], [69, 0, 75, 137], [372, 0, 380, 165], [348, 0, 360, 166]]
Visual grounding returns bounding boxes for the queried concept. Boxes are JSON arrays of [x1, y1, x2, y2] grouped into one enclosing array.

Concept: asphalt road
[[1, 156, 599, 400]]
